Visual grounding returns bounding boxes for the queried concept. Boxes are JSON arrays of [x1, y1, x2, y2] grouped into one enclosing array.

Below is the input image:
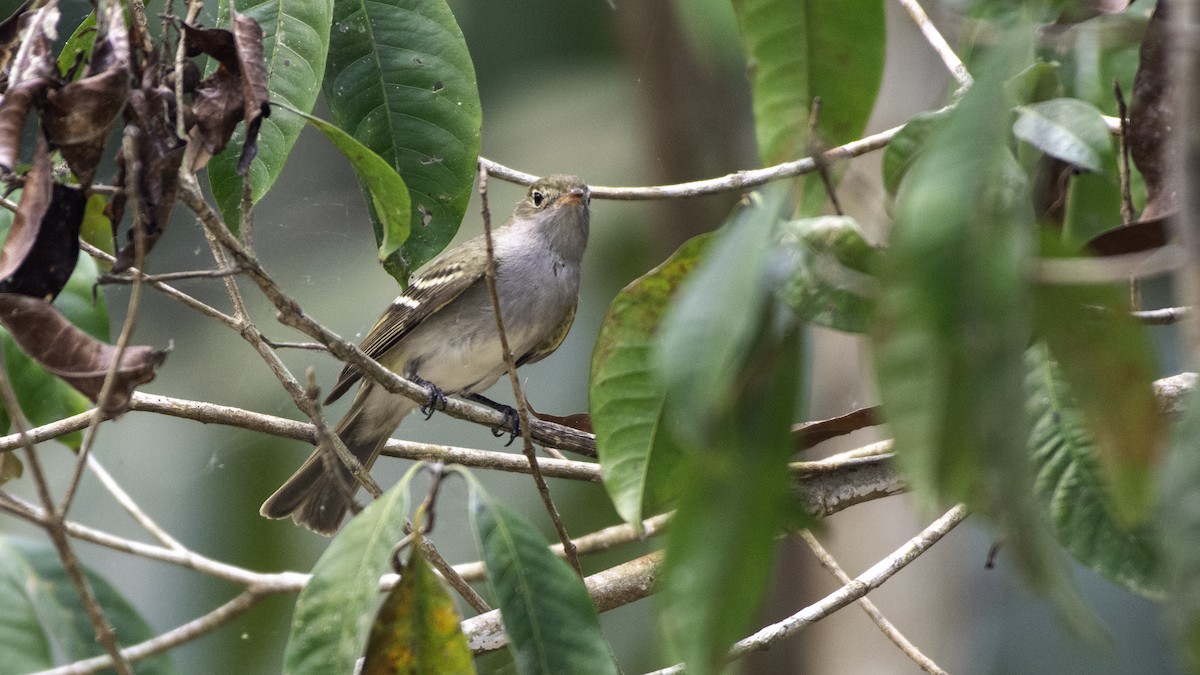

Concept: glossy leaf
[[591, 234, 710, 526], [776, 215, 877, 333], [56, 12, 97, 80], [658, 189, 789, 443], [470, 490, 617, 675], [0, 536, 176, 673], [208, 0, 334, 226], [283, 466, 417, 674], [279, 106, 412, 275], [1004, 60, 1062, 105], [362, 540, 473, 675], [1013, 98, 1114, 174], [1026, 345, 1160, 597], [324, 0, 481, 280]]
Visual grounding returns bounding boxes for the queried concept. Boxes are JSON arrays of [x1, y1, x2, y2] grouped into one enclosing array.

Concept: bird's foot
[[410, 374, 447, 419], [467, 394, 522, 446]]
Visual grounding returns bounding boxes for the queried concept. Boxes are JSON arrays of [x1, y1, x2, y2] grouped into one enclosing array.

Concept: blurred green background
[[0, 0, 1182, 673]]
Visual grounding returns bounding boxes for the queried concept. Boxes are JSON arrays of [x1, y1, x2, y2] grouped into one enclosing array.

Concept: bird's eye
[[531, 190, 545, 207]]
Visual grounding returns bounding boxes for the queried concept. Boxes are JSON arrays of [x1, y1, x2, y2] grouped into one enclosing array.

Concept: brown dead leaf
[[0, 136, 85, 300], [1084, 216, 1168, 257], [113, 71, 186, 273], [181, 14, 269, 172], [43, 2, 131, 186], [0, 0, 34, 80], [0, 293, 166, 416], [0, 2, 56, 173], [1129, 1, 1175, 220]]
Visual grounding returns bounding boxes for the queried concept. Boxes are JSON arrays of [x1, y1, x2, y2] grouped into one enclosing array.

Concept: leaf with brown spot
[[0, 293, 166, 416], [231, 12, 269, 174], [0, 137, 85, 300], [362, 541, 473, 675], [1129, 1, 1175, 220]]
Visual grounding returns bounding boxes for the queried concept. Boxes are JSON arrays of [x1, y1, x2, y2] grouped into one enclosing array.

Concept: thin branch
[[87, 456, 185, 552], [800, 531, 948, 675], [99, 267, 244, 284], [477, 167, 582, 575], [645, 505, 970, 674], [895, 0, 972, 92], [33, 588, 270, 675], [0, 367, 133, 674], [1134, 306, 1192, 325]]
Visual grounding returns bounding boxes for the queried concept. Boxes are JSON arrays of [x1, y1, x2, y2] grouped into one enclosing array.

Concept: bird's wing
[[324, 239, 488, 404]]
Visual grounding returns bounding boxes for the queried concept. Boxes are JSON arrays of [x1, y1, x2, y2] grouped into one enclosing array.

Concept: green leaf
[[208, 0, 335, 226], [56, 12, 97, 79], [1004, 60, 1062, 105], [658, 189, 790, 443], [872, 46, 1035, 509], [277, 106, 412, 277], [1160, 385, 1200, 669], [283, 466, 417, 674], [881, 110, 949, 196], [731, 0, 885, 213], [362, 539, 474, 675], [470, 490, 617, 675], [732, 0, 885, 163], [1034, 241, 1162, 523], [776, 215, 877, 333], [1061, 155, 1125, 246], [0, 536, 177, 673], [1026, 345, 1160, 597], [1013, 98, 1115, 174], [591, 234, 711, 526], [323, 0, 482, 279], [659, 324, 804, 675]]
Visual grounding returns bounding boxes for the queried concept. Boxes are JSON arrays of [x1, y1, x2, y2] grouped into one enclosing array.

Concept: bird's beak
[[556, 187, 588, 207]]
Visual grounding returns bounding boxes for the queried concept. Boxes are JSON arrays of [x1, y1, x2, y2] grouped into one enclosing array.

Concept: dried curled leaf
[[0, 2, 57, 172], [0, 293, 166, 416], [182, 14, 269, 172], [42, 3, 130, 186], [0, 137, 85, 300], [0, 0, 34, 81]]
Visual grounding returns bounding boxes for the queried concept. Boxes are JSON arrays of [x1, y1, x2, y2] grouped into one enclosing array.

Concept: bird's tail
[[260, 385, 414, 535]]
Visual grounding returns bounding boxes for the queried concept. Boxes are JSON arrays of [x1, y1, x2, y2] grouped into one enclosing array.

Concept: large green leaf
[[470, 490, 617, 675], [776, 215, 877, 333], [731, 0, 884, 213], [881, 110, 949, 196], [732, 0, 885, 163], [659, 324, 803, 675], [0, 537, 176, 673], [1026, 345, 1160, 597], [208, 0, 335, 225], [590, 234, 711, 526], [323, 0, 481, 279], [1033, 240, 1162, 523], [657, 189, 790, 444], [1160, 385, 1200, 669], [283, 466, 417, 674]]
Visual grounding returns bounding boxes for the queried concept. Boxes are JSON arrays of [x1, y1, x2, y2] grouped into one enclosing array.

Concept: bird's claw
[[411, 375, 447, 419], [489, 405, 521, 447]]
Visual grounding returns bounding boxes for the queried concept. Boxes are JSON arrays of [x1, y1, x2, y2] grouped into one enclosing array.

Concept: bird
[[260, 174, 590, 535]]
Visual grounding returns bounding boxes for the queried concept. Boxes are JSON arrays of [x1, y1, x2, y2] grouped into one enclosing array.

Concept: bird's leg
[[465, 393, 522, 446], [408, 373, 448, 419]]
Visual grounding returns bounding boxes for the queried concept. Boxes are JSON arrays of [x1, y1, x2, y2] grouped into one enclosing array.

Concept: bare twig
[[33, 588, 271, 675], [895, 0, 973, 92], [800, 531, 948, 675], [0, 367, 133, 674], [1133, 306, 1192, 325], [87, 456, 186, 552], [477, 167, 582, 575], [99, 267, 244, 284], [645, 505, 970, 674], [1114, 81, 1136, 226]]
